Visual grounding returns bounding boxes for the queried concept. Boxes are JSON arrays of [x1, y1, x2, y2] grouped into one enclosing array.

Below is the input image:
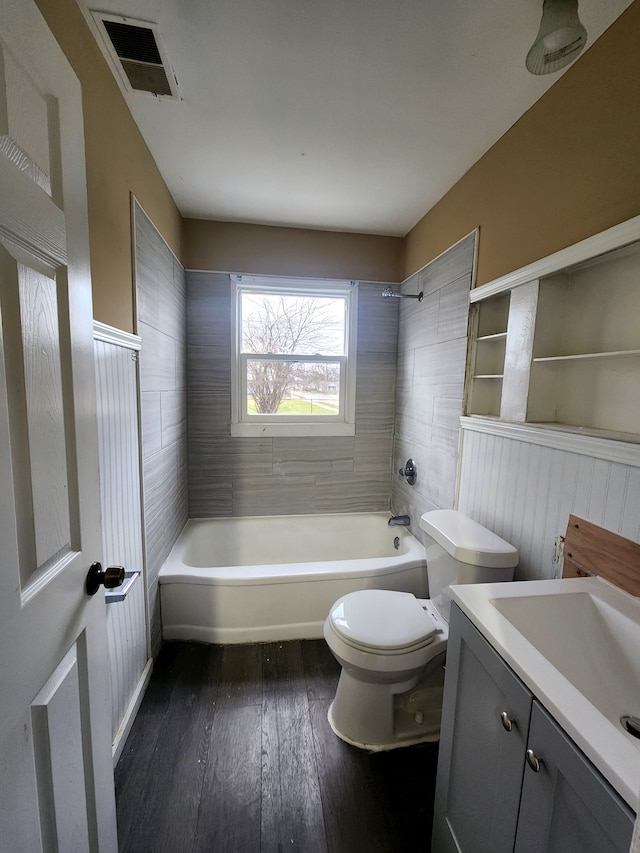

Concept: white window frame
[[231, 275, 358, 437]]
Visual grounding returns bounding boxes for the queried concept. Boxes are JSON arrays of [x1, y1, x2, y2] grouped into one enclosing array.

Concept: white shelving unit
[[467, 292, 509, 417], [465, 217, 640, 442]]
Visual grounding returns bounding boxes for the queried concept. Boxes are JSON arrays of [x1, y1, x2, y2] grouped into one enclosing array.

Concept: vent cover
[[91, 13, 178, 98]]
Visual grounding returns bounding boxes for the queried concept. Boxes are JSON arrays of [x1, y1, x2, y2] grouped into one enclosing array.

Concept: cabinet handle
[[500, 711, 514, 732], [526, 748, 542, 772]]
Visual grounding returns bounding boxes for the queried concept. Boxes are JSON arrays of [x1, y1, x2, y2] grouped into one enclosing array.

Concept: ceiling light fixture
[[526, 0, 587, 75]]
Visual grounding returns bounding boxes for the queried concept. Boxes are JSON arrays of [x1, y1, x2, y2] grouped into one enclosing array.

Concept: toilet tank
[[419, 510, 518, 621]]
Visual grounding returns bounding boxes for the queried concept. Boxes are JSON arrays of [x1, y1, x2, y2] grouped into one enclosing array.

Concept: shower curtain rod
[[381, 286, 423, 302]]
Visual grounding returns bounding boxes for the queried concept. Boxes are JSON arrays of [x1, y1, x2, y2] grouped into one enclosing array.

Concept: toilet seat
[[328, 590, 438, 655]]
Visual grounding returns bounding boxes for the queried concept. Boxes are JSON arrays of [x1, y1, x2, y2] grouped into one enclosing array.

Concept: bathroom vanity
[[432, 602, 635, 852], [432, 517, 640, 853]]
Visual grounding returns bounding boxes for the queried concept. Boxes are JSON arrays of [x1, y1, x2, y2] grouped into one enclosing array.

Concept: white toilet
[[323, 509, 518, 750]]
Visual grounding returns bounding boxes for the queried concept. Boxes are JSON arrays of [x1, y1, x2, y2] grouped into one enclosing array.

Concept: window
[[231, 275, 358, 437]]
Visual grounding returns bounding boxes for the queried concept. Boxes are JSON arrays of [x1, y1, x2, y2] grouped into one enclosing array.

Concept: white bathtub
[[159, 511, 427, 644]]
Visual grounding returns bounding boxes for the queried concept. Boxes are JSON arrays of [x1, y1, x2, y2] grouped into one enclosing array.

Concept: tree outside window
[[241, 290, 345, 415], [231, 277, 357, 437]]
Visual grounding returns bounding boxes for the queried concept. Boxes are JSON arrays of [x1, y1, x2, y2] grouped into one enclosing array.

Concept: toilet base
[[327, 699, 441, 751], [327, 657, 445, 750]]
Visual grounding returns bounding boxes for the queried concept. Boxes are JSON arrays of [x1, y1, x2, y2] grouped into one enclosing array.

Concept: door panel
[[31, 644, 91, 853], [432, 605, 533, 853], [11, 256, 74, 582], [1, 40, 54, 195], [515, 702, 634, 853], [0, 1, 117, 850]]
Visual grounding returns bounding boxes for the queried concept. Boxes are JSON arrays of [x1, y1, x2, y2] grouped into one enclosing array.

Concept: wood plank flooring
[[115, 640, 438, 852]]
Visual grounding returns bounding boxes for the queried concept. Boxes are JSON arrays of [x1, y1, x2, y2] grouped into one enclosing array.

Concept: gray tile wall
[[391, 233, 476, 539], [132, 226, 473, 644], [186, 273, 399, 517], [135, 203, 188, 655]]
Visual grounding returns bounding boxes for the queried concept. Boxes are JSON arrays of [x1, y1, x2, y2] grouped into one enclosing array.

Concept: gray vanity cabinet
[[514, 702, 634, 853], [432, 604, 635, 853], [432, 603, 533, 853]]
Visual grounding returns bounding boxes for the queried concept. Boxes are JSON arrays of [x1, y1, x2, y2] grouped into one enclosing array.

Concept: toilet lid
[[329, 590, 437, 651]]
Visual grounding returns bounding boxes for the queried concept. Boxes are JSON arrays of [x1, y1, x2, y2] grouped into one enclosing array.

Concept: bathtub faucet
[[388, 515, 411, 527]]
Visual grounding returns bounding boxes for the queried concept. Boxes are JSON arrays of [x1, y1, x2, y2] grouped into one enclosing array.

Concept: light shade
[[526, 0, 587, 75]]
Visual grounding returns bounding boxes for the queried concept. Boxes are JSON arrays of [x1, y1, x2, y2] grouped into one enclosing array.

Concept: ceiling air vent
[[91, 12, 179, 98]]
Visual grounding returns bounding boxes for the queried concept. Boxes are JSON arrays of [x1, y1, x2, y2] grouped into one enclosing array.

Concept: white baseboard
[[111, 658, 154, 767]]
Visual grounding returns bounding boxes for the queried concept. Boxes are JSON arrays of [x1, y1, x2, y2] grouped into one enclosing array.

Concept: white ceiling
[[79, 0, 633, 236]]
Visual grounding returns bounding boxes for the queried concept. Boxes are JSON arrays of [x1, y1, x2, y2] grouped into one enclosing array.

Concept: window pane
[[241, 292, 345, 356], [246, 359, 341, 416]]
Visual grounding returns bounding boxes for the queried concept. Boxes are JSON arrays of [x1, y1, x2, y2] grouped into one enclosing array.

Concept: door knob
[[85, 562, 126, 596]]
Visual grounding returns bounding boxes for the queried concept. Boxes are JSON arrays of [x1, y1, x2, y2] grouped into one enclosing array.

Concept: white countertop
[[450, 576, 640, 810]]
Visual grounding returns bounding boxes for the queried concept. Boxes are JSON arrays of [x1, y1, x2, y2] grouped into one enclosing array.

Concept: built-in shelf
[[465, 215, 640, 441], [461, 417, 640, 471], [526, 422, 640, 444], [477, 332, 508, 342], [467, 294, 509, 421], [533, 350, 640, 363]]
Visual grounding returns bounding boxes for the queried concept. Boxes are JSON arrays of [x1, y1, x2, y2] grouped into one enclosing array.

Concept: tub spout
[[388, 515, 410, 527]]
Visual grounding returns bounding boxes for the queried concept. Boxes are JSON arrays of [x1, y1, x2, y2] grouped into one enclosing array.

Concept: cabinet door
[[515, 702, 634, 853], [432, 605, 533, 853]]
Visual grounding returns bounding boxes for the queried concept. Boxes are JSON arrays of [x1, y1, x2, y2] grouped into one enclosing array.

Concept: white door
[[0, 1, 118, 851]]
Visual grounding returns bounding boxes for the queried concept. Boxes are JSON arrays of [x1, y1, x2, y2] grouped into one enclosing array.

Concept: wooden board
[[562, 515, 640, 596]]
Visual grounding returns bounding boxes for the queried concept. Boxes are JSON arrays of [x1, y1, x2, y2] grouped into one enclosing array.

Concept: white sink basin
[[449, 576, 640, 809], [491, 591, 640, 725]]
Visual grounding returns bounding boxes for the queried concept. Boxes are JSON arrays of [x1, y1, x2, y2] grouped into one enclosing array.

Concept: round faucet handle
[[399, 458, 417, 485]]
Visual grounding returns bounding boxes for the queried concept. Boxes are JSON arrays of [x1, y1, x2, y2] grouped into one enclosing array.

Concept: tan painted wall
[[182, 219, 403, 282], [35, 0, 640, 322], [404, 1, 640, 287], [35, 0, 182, 333]]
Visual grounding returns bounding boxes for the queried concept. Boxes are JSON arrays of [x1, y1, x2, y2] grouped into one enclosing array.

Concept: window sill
[[231, 421, 356, 438]]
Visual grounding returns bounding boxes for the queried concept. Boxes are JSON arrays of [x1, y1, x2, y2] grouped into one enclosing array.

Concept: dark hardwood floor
[[115, 639, 438, 852]]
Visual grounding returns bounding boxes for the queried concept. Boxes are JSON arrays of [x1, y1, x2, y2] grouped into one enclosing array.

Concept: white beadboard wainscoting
[[94, 322, 151, 764], [457, 418, 640, 582]]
